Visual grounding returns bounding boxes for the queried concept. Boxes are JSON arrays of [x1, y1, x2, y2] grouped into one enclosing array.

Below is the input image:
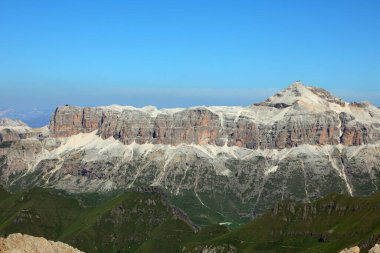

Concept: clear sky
[[0, 0, 379, 111]]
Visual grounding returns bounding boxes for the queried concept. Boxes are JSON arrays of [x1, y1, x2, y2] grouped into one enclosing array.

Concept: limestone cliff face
[[49, 106, 103, 137], [49, 83, 380, 149], [0, 233, 84, 253]]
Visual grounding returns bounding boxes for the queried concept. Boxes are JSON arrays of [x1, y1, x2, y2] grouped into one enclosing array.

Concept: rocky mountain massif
[[0, 82, 379, 225]]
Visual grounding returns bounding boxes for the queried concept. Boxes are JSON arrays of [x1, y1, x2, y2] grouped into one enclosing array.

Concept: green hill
[[1, 186, 380, 252], [0, 187, 204, 253], [183, 193, 380, 253]]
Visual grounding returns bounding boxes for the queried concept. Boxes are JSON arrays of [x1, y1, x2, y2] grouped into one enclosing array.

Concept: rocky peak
[[255, 81, 346, 109]]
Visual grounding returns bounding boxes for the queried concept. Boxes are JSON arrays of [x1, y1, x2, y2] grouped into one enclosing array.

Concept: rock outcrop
[[0, 233, 84, 253], [182, 244, 237, 253], [370, 244, 380, 253], [339, 246, 360, 253]]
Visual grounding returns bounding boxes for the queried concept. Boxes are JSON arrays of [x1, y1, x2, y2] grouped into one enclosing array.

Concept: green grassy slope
[[185, 193, 380, 253], [0, 187, 199, 253], [1, 186, 380, 253]]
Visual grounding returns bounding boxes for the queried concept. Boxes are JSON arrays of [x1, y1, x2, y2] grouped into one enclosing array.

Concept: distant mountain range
[[0, 108, 51, 128], [0, 82, 379, 228]]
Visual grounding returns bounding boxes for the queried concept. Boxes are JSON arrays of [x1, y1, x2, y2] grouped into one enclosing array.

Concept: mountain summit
[[256, 81, 346, 109]]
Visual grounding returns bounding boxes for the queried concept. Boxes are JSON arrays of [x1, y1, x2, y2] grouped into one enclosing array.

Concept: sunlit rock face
[[0, 233, 84, 253], [1, 82, 380, 223], [369, 244, 380, 253]]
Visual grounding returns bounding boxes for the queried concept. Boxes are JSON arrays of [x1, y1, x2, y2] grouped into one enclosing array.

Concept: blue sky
[[0, 0, 379, 110]]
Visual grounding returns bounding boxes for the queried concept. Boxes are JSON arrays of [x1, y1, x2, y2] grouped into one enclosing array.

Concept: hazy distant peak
[[0, 118, 28, 127]]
